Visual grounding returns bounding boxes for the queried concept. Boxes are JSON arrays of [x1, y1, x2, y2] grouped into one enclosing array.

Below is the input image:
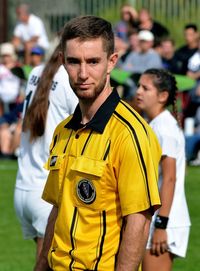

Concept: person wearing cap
[[0, 42, 26, 159], [0, 42, 25, 110], [116, 30, 162, 103], [22, 46, 45, 80], [119, 30, 162, 75], [12, 3, 49, 65]]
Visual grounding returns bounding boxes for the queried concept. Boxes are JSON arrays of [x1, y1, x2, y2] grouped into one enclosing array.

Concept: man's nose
[[79, 63, 88, 80]]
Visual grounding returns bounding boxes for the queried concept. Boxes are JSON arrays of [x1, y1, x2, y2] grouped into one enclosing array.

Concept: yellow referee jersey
[[43, 90, 161, 271]]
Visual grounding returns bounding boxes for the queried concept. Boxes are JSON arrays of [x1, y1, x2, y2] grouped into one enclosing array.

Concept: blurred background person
[[0, 42, 25, 114], [175, 24, 199, 75], [22, 46, 45, 80], [0, 42, 26, 159], [14, 44, 78, 264], [137, 8, 170, 44], [185, 106, 200, 165], [117, 30, 162, 103], [12, 3, 49, 65], [119, 30, 162, 74], [114, 3, 138, 44], [159, 37, 180, 74], [183, 38, 200, 119], [118, 29, 141, 64]]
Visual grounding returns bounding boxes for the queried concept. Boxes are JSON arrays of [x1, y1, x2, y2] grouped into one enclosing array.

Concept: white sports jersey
[[15, 64, 78, 191], [14, 14, 49, 49], [150, 110, 191, 227]]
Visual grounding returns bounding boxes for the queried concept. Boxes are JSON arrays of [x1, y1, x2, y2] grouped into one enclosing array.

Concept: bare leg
[[0, 124, 12, 154], [142, 249, 174, 271]]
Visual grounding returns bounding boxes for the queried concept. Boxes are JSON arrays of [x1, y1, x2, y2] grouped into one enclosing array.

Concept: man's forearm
[[34, 206, 58, 271], [116, 211, 151, 271]]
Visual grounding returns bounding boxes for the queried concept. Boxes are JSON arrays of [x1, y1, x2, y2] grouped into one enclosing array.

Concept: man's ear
[[159, 90, 169, 104], [107, 52, 118, 74]]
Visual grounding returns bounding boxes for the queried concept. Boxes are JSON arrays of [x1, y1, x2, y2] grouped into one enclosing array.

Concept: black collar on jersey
[[65, 89, 120, 133]]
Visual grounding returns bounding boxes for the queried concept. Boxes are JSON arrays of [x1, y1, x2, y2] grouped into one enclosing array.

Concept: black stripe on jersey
[[69, 207, 78, 271], [103, 140, 111, 161], [63, 129, 73, 153], [120, 101, 159, 192], [113, 111, 153, 211], [81, 130, 93, 155], [94, 210, 106, 270], [50, 134, 58, 153], [120, 100, 148, 136]]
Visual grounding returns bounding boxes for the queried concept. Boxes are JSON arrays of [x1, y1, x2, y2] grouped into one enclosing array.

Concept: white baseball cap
[[0, 43, 16, 57], [138, 30, 154, 41]]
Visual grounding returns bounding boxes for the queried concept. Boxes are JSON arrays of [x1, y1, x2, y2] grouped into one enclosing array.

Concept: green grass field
[[0, 160, 199, 270]]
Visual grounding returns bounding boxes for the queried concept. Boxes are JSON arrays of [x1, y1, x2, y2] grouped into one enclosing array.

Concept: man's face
[[160, 41, 174, 58], [184, 28, 198, 45], [139, 40, 153, 52], [63, 37, 117, 103], [16, 9, 28, 23]]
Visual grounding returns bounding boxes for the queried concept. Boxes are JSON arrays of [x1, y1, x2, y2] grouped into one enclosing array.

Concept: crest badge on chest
[[76, 179, 96, 204]]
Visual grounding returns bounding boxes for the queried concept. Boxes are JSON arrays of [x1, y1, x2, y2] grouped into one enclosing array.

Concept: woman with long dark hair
[[14, 44, 78, 262], [136, 69, 191, 271]]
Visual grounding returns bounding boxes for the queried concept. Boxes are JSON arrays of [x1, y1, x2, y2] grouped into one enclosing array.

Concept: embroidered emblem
[[77, 179, 96, 204], [50, 155, 57, 167]]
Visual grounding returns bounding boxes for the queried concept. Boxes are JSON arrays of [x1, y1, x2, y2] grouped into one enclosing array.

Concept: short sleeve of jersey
[[42, 118, 71, 206], [117, 128, 161, 216], [42, 134, 61, 206], [153, 127, 177, 159]]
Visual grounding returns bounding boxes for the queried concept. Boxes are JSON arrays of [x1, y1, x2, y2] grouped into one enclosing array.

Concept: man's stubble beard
[[71, 76, 108, 105]]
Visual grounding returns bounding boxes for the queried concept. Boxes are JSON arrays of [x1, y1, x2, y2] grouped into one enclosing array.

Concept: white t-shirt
[[14, 14, 49, 50], [15, 64, 78, 191], [0, 64, 20, 103], [187, 50, 200, 72], [150, 110, 191, 227]]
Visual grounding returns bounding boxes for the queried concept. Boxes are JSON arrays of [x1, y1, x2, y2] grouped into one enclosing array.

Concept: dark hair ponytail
[[23, 44, 62, 141]]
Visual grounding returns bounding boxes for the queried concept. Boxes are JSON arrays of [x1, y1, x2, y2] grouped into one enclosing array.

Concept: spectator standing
[[136, 69, 191, 271], [12, 3, 49, 65], [34, 15, 161, 271], [14, 44, 78, 263]]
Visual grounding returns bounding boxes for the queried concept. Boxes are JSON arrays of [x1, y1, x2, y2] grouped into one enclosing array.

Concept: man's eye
[[67, 59, 79, 64], [88, 59, 99, 65]]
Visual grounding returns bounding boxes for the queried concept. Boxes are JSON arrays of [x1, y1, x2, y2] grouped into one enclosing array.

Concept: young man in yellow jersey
[[34, 15, 161, 271]]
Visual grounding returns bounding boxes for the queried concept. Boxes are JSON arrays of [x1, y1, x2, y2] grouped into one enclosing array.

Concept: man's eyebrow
[[66, 57, 78, 60], [66, 56, 102, 62]]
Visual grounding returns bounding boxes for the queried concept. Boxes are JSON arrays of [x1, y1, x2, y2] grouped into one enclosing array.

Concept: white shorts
[[146, 222, 190, 258], [14, 188, 52, 239]]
